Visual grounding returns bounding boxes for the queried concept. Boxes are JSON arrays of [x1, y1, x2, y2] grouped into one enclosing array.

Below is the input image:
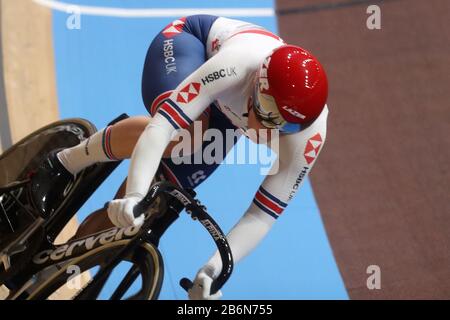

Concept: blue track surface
[[51, 0, 348, 299]]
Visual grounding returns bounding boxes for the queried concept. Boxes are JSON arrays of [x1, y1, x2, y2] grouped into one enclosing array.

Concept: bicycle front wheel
[[27, 240, 164, 300]]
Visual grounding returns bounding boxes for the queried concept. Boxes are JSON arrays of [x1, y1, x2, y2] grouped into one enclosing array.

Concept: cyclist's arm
[[203, 106, 329, 278], [126, 50, 243, 199]]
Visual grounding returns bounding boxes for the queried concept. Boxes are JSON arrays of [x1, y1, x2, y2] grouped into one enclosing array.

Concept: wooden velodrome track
[[277, 0, 450, 299], [0, 0, 85, 299], [0, 0, 448, 299]]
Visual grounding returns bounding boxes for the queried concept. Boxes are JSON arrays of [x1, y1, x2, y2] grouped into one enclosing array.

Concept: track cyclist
[[30, 15, 329, 300]]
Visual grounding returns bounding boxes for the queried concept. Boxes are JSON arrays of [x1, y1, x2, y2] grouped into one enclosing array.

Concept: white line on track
[[33, 0, 275, 18]]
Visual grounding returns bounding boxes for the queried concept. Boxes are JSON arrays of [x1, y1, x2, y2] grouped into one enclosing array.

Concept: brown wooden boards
[[0, 0, 85, 298], [277, 0, 450, 299]]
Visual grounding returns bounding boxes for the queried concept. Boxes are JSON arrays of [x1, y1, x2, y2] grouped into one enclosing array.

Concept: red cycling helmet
[[253, 44, 328, 133]]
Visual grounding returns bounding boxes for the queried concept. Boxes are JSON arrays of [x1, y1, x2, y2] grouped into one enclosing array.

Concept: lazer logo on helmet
[[201, 67, 237, 85], [282, 106, 306, 119], [258, 56, 271, 91]]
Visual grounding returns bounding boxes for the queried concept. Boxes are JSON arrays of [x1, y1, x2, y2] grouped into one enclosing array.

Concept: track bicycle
[[0, 114, 233, 299]]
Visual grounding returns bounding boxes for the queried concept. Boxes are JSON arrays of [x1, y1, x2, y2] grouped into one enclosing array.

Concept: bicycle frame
[[1, 113, 234, 299], [72, 181, 234, 300], [2, 170, 233, 299]]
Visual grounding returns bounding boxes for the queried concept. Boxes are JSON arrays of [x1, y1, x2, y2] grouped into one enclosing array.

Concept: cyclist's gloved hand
[[107, 196, 144, 228], [188, 268, 222, 300]]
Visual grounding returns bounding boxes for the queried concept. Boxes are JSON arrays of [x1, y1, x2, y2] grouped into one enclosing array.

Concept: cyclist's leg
[[72, 178, 127, 238], [73, 105, 238, 239], [108, 106, 237, 195]]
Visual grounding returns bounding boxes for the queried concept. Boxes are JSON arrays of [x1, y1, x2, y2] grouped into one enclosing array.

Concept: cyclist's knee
[[112, 116, 149, 135], [109, 116, 150, 158]]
